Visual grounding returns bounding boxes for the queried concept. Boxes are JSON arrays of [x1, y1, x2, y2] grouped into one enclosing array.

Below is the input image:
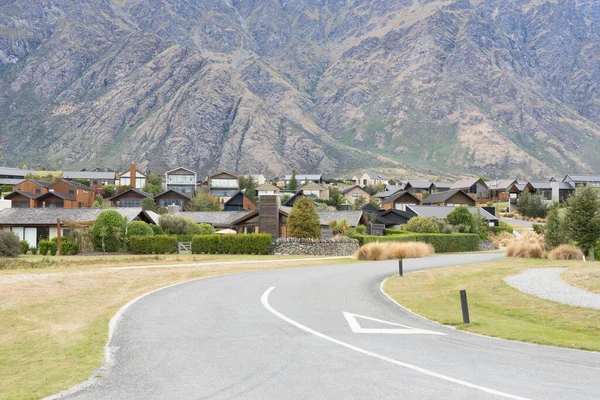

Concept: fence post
[[398, 259, 403, 277], [460, 290, 470, 324]]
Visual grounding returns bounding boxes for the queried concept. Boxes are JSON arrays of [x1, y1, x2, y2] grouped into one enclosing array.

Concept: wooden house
[[422, 189, 476, 206]]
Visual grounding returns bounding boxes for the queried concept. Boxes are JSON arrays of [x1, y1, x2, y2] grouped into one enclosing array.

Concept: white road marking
[[262, 287, 531, 400], [343, 311, 446, 335]]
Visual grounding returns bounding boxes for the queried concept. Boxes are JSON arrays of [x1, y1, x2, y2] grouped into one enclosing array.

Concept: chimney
[[130, 163, 136, 188], [167, 204, 180, 214], [259, 195, 280, 239]]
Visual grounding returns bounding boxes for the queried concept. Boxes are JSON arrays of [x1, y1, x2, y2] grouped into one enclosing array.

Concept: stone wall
[[273, 237, 359, 256]]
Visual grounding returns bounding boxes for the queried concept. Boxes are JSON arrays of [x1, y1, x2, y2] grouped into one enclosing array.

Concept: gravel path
[[504, 268, 600, 309]]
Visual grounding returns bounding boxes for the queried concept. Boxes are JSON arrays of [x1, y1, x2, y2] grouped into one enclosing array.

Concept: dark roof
[[563, 174, 600, 182], [406, 205, 498, 221], [339, 185, 363, 194], [451, 178, 488, 190], [154, 190, 192, 200], [109, 188, 153, 201], [361, 203, 380, 213], [374, 185, 404, 198], [224, 191, 256, 207], [283, 191, 304, 206], [432, 182, 453, 189], [405, 180, 433, 190], [529, 181, 574, 190], [376, 209, 416, 225], [209, 171, 238, 180], [175, 211, 252, 227], [63, 171, 116, 180], [37, 191, 76, 201], [0, 208, 150, 226], [488, 179, 518, 190], [22, 179, 52, 188], [422, 189, 474, 205], [4, 189, 38, 200], [381, 190, 420, 205], [57, 179, 93, 190]]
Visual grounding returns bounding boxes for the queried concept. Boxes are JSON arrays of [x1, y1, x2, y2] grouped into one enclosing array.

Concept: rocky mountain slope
[[0, 0, 598, 178]]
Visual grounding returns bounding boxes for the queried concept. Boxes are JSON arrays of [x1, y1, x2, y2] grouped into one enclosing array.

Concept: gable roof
[[563, 174, 600, 183], [376, 208, 416, 225], [116, 169, 148, 179], [4, 189, 38, 200], [381, 190, 421, 205], [406, 205, 498, 221], [339, 185, 368, 195], [529, 181, 575, 190], [364, 172, 388, 180], [37, 191, 76, 201], [224, 191, 256, 207], [488, 179, 518, 190], [256, 183, 280, 192], [154, 189, 192, 200], [165, 167, 196, 175], [422, 189, 474, 205], [17, 179, 52, 188], [374, 185, 404, 198], [0, 207, 151, 226], [54, 179, 93, 191], [209, 171, 238, 180], [432, 182, 452, 189], [405, 180, 434, 190], [361, 203, 380, 213], [283, 191, 304, 206], [451, 178, 488, 190], [108, 188, 153, 201]]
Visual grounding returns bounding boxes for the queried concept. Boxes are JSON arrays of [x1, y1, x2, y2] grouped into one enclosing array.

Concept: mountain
[[0, 0, 599, 178]]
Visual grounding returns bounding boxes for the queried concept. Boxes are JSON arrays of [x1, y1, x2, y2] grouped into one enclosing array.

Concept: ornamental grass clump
[[547, 244, 584, 260], [505, 232, 546, 259], [354, 242, 434, 260]]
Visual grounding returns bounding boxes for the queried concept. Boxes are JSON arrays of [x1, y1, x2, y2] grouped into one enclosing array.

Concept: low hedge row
[[192, 234, 272, 255], [383, 229, 412, 236], [356, 233, 480, 253], [129, 235, 178, 254], [490, 222, 513, 235]]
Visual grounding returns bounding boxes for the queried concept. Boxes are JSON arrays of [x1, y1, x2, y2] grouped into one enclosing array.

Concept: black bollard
[[460, 290, 470, 324], [398, 259, 403, 277]]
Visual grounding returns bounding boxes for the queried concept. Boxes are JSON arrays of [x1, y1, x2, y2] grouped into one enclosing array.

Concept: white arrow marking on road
[[343, 312, 446, 335]]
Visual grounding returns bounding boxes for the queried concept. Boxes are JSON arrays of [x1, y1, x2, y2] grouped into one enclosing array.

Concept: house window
[[210, 179, 238, 188], [120, 199, 142, 207], [303, 190, 320, 199], [159, 199, 183, 207], [35, 188, 41, 194], [69, 189, 75, 195]]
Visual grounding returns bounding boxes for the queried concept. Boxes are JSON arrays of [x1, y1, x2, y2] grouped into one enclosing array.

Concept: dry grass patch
[[505, 232, 546, 258], [0, 256, 355, 400], [354, 242, 434, 260], [383, 258, 600, 351], [548, 244, 584, 260]]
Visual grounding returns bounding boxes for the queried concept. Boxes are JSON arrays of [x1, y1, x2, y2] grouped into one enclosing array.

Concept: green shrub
[[532, 224, 545, 235], [356, 233, 480, 253], [127, 221, 154, 238], [159, 214, 189, 235], [38, 240, 50, 256], [150, 224, 164, 235], [490, 221, 512, 235], [0, 185, 14, 193], [141, 197, 156, 212], [20, 240, 29, 255], [517, 190, 548, 218], [31, 247, 38, 255], [174, 234, 194, 242], [129, 235, 178, 254], [187, 220, 203, 235], [91, 210, 127, 252], [60, 239, 78, 255], [0, 231, 21, 257], [384, 228, 412, 235], [406, 217, 440, 234], [192, 234, 272, 255], [158, 207, 168, 215], [446, 206, 474, 227], [198, 223, 213, 235], [49, 241, 58, 256]]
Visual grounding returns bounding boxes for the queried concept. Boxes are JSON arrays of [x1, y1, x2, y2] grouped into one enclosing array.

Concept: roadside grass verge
[[383, 258, 600, 351], [0, 256, 356, 400], [562, 266, 600, 294]]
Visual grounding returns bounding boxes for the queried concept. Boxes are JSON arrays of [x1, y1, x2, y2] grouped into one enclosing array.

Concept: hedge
[[383, 229, 412, 236], [490, 221, 513, 235], [129, 235, 178, 254], [174, 234, 194, 243], [356, 233, 480, 253], [192, 234, 272, 255]]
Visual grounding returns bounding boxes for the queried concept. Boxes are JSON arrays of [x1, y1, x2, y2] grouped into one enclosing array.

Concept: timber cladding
[[259, 195, 280, 238]]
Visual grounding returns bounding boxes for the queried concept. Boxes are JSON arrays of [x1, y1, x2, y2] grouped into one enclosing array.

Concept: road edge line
[[262, 286, 531, 400]]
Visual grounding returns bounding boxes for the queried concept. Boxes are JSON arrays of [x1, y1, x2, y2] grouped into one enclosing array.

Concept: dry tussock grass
[[547, 245, 583, 260], [490, 232, 515, 249], [354, 242, 435, 260], [505, 232, 546, 258]]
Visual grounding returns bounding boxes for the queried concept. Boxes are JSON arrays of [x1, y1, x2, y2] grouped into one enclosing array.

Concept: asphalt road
[[60, 253, 600, 400]]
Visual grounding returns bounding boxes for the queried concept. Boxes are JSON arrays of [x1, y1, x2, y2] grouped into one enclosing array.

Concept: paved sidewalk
[[504, 268, 600, 309]]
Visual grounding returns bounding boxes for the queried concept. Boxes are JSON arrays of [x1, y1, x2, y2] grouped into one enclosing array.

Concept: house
[[63, 170, 116, 186], [422, 189, 476, 206], [208, 171, 239, 202], [300, 182, 329, 200], [529, 181, 575, 203], [4, 190, 39, 208], [284, 174, 323, 187], [387, 178, 407, 186], [109, 188, 153, 207], [432, 182, 452, 192], [357, 172, 388, 187], [487, 179, 517, 201], [154, 190, 192, 210], [372, 186, 403, 203], [35, 192, 81, 208], [0, 166, 35, 186], [282, 191, 305, 207], [563, 175, 600, 189], [175, 210, 252, 228], [404, 180, 435, 195], [507, 182, 534, 212], [116, 164, 148, 189], [250, 174, 267, 185], [256, 183, 280, 197], [224, 192, 256, 212], [164, 167, 197, 196], [375, 209, 416, 228], [48, 180, 96, 208], [13, 180, 51, 197], [406, 205, 499, 226], [451, 178, 489, 199], [380, 191, 421, 211], [0, 207, 156, 248], [339, 185, 371, 204]]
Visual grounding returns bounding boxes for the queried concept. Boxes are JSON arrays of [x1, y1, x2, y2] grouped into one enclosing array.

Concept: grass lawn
[[0, 255, 356, 400], [383, 258, 600, 352], [562, 266, 600, 294]]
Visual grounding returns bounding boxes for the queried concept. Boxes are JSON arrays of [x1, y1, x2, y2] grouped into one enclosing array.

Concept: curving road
[[60, 253, 600, 400]]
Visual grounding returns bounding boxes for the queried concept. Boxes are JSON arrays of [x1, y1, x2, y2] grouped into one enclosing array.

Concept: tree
[[288, 168, 298, 191], [186, 191, 221, 211], [327, 187, 344, 207], [92, 195, 112, 208], [544, 204, 569, 250], [74, 178, 91, 187], [239, 175, 258, 203], [143, 172, 163, 196], [159, 214, 189, 235], [91, 210, 127, 252], [363, 184, 385, 196], [565, 186, 600, 260], [516, 190, 547, 218], [330, 219, 351, 236], [127, 221, 154, 238], [141, 197, 156, 212], [446, 205, 474, 227], [353, 195, 366, 209], [406, 217, 440, 233], [0, 231, 21, 257], [287, 197, 321, 238]]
